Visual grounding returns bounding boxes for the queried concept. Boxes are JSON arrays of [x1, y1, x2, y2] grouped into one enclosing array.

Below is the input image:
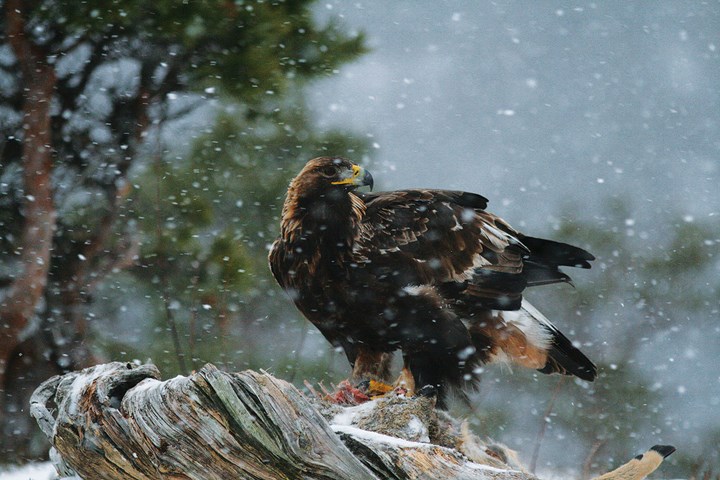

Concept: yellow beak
[[331, 164, 374, 190]]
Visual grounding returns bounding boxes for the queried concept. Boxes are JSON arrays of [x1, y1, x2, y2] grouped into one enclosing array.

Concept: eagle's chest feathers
[[278, 193, 367, 308]]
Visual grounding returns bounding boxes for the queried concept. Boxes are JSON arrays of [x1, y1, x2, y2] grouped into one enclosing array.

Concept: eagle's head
[[289, 157, 374, 197], [280, 157, 374, 241]]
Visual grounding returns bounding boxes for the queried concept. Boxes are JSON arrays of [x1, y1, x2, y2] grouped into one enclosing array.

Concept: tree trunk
[[1, 0, 57, 390], [0, 1, 59, 460], [30, 362, 537, 480]]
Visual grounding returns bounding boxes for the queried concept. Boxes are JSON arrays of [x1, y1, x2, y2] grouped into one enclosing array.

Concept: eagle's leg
[[327, 349, 394, 404], [392, 364, 416, 397], [351, 349, 394, 397], [350, 348, 393, 382]]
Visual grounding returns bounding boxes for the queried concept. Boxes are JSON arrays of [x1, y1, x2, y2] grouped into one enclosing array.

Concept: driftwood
[[30, 362, 537, 480], [30, 362, 674, 480]]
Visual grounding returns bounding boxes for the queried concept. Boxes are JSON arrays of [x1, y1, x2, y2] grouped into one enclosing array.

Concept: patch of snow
[[330, 399, 379, 426], [0, 462, 56, 480], [462, 461, 522, 474], [404, 415, 430, 443], [333, 425, 522, 475], [332, 424, 435, 449]]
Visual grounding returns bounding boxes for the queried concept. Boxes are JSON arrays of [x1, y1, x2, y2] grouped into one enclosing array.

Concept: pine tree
[[0, 0, 366, 460]]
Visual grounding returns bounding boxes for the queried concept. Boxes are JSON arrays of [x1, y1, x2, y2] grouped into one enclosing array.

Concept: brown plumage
[[269, 157, 597, 407]]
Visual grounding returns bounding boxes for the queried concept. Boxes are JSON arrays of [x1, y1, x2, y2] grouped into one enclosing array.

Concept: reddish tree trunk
[[0, 0, 57, 391]]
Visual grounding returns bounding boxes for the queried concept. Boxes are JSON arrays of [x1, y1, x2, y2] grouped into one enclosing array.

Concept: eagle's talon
[[365, 379, 395, 397]]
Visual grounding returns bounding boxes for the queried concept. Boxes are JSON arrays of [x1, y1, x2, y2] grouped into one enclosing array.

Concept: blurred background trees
[[0, 0, 366, 460]]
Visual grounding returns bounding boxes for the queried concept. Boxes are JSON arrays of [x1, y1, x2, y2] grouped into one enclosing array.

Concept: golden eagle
[[269, 157, 596, 407]]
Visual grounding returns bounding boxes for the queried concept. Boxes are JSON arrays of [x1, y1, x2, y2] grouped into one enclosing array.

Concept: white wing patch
[[492, 300, 554, 350]]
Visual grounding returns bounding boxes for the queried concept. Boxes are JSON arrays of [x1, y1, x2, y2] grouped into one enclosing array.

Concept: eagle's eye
[[319, 165, 338, 177]]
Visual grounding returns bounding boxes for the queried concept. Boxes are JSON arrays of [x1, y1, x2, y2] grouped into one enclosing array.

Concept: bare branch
[[530, 376, 566, 473]]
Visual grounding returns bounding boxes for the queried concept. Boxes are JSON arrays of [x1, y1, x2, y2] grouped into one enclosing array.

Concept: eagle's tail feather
[[519, 236, 594, 287], [538, 325, 597, 381], [464, 301, 597, 384], [519, 299, 597, 381]]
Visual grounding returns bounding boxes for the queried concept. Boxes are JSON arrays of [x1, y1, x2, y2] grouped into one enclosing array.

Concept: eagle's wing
[[355, 189, 532, 310], [355, 189, 594, 310], [354, 190, 595, 380], [354, 189, 596, 382]]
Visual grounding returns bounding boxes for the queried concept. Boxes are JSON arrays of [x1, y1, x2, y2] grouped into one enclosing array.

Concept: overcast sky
[[309, 1, 719, 232]]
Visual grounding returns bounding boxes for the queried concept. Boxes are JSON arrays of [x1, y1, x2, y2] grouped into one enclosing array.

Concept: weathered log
[[30, 362, 537, 480]]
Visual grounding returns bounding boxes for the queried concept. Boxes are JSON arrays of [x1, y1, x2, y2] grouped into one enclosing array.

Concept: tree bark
[[30, 362, 536, 480], [1, 0, 57, 389]]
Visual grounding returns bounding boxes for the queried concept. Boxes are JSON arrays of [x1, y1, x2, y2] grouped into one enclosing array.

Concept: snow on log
[[29, 362, 537, 480]]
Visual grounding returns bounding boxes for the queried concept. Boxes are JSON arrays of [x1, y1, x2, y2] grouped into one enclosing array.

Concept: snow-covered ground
[[0, 463, 55, 480]]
